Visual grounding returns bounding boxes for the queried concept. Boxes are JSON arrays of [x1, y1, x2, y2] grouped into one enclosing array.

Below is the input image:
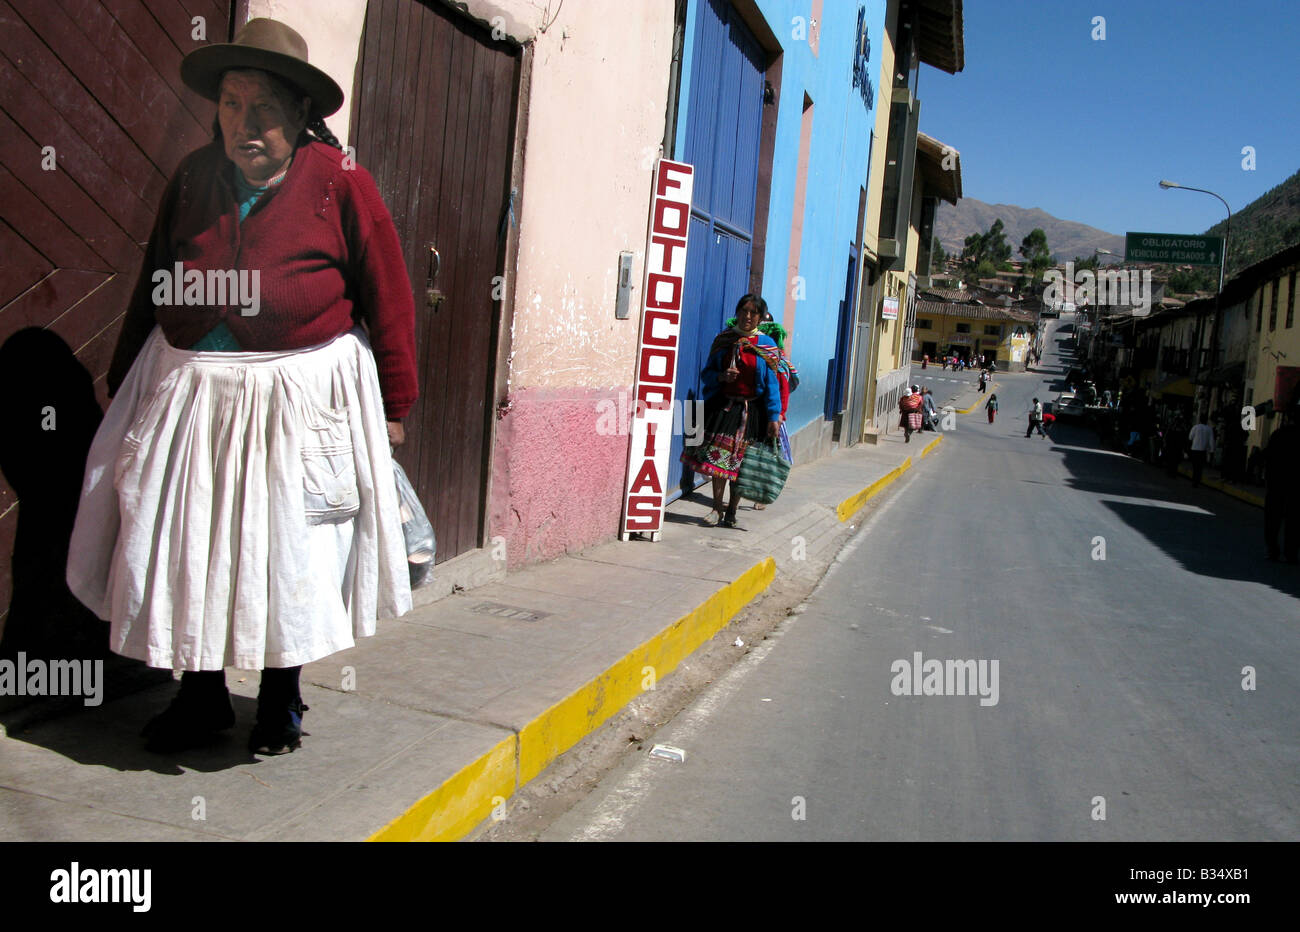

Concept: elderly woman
[[680, 294, 782, 528], [899, 387, 923, 442], [66, 19, 416, 754]]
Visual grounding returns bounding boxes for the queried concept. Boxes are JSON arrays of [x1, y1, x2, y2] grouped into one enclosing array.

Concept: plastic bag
[[393, 460, 435, 588]]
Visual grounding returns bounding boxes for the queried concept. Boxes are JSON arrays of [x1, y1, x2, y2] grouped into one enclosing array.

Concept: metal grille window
[[955, 322, 971, 333], [984, 324, 1002, 336]]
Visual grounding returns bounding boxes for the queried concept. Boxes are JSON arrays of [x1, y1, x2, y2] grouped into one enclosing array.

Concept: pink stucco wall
[[489, 387, 633, 569]]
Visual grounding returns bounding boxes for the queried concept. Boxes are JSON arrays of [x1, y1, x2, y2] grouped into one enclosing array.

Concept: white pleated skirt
[[66, 326, 412, 671]]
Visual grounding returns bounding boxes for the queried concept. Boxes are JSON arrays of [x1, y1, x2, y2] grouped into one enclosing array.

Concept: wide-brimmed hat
[[181, 18, 344, 116]]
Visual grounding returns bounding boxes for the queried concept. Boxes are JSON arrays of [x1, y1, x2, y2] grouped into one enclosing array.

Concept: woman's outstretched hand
[[767, 420, 780, 439], [387, 420, 406, 448]]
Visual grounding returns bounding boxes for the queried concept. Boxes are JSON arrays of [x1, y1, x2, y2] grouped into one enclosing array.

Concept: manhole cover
[[470, 601, 551, 623]]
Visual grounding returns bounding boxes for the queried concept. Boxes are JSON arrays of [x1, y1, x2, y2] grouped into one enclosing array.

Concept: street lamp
[[1158, 180, 1231, 297], [1159, 179, 1232, 403]]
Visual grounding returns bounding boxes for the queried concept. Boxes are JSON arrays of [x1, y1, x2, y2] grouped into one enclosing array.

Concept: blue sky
[[918, 0, 1300, 238]]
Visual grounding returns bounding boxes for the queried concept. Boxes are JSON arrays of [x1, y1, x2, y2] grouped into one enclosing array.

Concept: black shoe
[[249, 697, 309, 755], [142, 681, 236, 753]]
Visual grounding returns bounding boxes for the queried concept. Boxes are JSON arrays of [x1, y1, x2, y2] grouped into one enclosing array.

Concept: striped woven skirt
[[66, 326, 411, 671], [680, 393, 767, 482]]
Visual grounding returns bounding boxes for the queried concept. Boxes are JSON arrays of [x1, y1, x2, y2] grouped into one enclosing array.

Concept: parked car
[[1053, 390, 1086, 420]]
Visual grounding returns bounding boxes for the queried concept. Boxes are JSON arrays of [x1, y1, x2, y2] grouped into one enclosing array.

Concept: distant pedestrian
[[899, 386, 923, 443], [986, 393, 998, 423], [1264, 407, 1300, 563], [1188, 415, 1215, 487], [922, 387, 938, 431], [1164, 413, 1186, 477], [1041, 410, 1056, 438], [978, 370, 988, 393], [1025, 397, 1046, 437], [922, 354, 929, 370]]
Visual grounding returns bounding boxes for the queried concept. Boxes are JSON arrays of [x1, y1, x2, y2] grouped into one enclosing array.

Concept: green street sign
[[1125, 232, 1223, 266]]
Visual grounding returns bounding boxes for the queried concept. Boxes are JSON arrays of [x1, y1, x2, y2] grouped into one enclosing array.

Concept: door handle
[[425, 245, 444, 311]]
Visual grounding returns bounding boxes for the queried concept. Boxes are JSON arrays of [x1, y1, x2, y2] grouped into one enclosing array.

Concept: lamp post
[[1159, 180, 1231, 412]]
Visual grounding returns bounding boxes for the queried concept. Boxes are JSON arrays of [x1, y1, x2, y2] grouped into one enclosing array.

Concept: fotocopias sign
[[621, 158, 695, 540]]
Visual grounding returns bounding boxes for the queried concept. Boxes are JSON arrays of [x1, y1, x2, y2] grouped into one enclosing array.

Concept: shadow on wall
[[0, 328, 108, 661]]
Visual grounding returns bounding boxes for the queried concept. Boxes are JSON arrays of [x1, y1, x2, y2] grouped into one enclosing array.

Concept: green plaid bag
[[735, 439, 791, 505]]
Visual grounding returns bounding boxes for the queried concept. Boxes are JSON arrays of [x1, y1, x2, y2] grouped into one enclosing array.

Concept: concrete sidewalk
[[0, 419, 957, 842]]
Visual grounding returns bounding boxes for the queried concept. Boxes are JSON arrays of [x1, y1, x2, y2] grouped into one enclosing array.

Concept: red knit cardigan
[[106, 139, 418, 420]]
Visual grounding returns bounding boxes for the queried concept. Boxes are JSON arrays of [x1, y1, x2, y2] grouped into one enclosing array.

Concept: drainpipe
[[661, 0, 687, 158]]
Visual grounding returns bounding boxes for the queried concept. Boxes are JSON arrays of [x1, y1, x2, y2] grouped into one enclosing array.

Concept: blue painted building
[[665, 0, 888, 494]]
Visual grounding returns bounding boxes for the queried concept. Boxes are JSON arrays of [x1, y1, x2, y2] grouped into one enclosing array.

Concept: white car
[[1053, 391, 1085, 420]]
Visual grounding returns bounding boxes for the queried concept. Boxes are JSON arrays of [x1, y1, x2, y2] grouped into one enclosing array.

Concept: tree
[[930, 236, 947, 274], [1166, 267, 1216, 294], [961, 218, 1013, 280], [1019, 228, 1052, 283], [986, 219, 1013, 270]]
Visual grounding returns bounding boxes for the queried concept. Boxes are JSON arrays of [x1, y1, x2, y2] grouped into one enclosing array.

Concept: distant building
[[914, 301, 1036, 370]]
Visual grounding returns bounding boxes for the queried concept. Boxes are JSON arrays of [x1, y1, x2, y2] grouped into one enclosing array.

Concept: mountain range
[[933, 197, 1124, 263], [936, 169, 1300, 279]]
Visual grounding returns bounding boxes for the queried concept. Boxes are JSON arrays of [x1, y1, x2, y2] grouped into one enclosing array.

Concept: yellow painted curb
[[369, 733, 516, 842], [1176, 464, 1265, 507], [368, 556, 777, 841], [921, 433, 944, 457], [836, 456, 911, 522]]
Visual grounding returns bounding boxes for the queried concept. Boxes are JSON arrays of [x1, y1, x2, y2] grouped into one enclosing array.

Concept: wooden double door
[[350, 0, 519, 563]]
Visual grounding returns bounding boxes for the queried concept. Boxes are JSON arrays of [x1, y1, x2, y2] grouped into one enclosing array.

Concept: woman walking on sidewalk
[[985, 393, 998, 423], [65, 19, 417, 755], [899, 386, 923, 442], [681, 294, 783, 529]]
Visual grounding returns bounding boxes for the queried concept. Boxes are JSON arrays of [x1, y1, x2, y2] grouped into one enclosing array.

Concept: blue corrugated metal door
[[669, 0, 765, 499]]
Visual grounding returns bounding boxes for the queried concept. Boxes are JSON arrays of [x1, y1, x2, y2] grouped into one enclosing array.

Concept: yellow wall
[[1247, 268, 1300, 454], [915, 312, 1023, 364]]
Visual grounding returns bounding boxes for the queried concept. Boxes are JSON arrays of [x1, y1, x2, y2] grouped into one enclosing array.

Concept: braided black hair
[[305, 115, 343, 150]]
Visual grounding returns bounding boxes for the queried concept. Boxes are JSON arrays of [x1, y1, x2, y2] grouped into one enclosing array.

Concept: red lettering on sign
[[656, 164, 691, 198], [651, 234, 686, 271], [639, 347, 676, 384], [629, 459, 662, 494], [625, 495, 662, 530], [643, 309, 680, 346], [645, 273, 682, 310], [643, 421, 660, 458], [636, 384, 672, 410], [653, 198, 689, 238]]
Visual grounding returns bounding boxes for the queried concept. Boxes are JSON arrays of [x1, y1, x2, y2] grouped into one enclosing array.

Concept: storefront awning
[[1153, 376, 1195, 398], [1197, 361, 1245, 386]]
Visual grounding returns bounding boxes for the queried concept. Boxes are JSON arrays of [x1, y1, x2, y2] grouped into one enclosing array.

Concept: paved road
[[545, 315, 1300, 841]]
